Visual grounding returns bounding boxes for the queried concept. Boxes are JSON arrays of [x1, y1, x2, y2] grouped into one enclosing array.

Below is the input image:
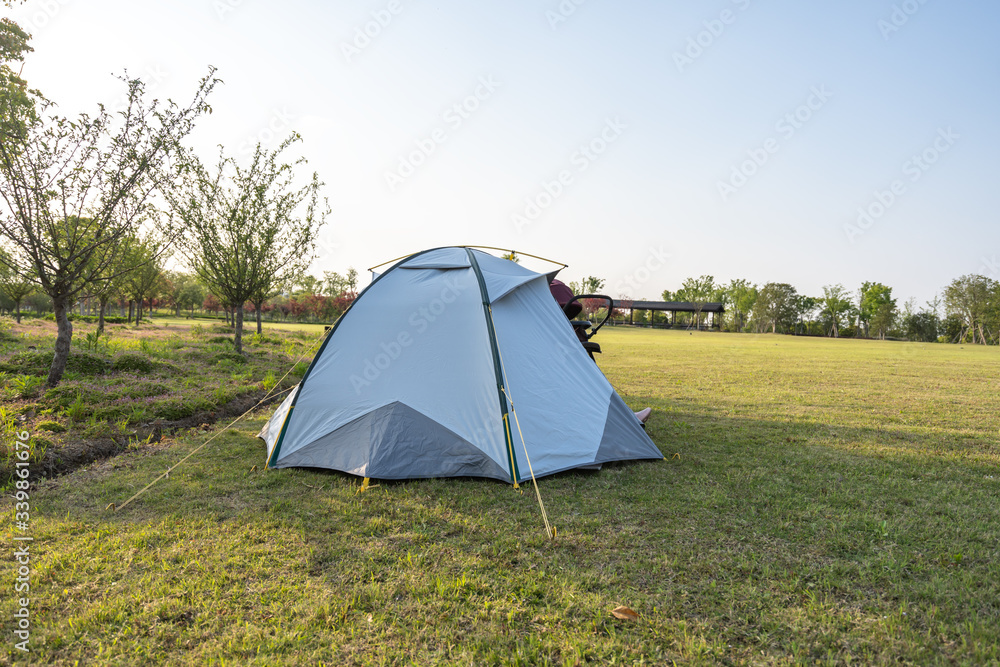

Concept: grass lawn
[[2, 327, 999, 664], [0, 319, 322, 487]]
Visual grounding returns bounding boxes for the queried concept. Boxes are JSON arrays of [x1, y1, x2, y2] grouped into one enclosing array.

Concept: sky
[[5, 0, 999, 307]]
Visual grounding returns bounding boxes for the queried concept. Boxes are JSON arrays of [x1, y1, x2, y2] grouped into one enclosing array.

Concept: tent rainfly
[[259, 247, 663, 483]]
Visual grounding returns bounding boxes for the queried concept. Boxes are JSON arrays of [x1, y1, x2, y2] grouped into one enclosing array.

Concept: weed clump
[[37, 420, 66, 433], [152, 395, 213, 420], [112, 353, 155, 374], [2, 350, 108, 376], [214, 351, 246, 365]]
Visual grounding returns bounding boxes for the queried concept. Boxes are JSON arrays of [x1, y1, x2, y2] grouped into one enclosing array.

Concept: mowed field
[[2, 327, 999, 665]]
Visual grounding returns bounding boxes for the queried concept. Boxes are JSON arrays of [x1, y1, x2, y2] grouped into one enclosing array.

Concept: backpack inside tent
[[259, 247, 662, 483]]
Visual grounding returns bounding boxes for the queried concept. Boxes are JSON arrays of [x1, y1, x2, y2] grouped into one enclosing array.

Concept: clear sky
[[6, 0, 999, 306]]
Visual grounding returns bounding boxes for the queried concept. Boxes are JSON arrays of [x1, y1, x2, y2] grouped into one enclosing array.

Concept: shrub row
[[39, 314, 130, 324], [0, 351, 155, 377]]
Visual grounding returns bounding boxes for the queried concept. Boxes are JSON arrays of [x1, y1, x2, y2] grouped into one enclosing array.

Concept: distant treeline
[[0, 269, 358, 327], [575, 274, 1000, 345]]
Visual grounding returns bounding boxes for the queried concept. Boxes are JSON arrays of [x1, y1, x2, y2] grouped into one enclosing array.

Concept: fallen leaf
[[611, 605, 639, 621]]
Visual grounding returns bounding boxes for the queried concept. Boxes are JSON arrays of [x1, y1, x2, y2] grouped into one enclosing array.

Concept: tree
[[0, 247, 34, 322], [0, 35, 217, 384], [858, 282, 896, 340], [248, 278, 286, 334], [295, 273, 321, 297], [121, 237, 166, 324], [871, 303, 897, 340], [754, 283, 799, 334], [202, 293, 222, 316], [0, 11, 38, 136], [569, 276, 605, 295], [904, 311, 940, 342], [89, 247, 130, 333], [725, 279, 757, 333], [675, 275, 715, 329], [795, 295, 819, 335], [321, 268, 358, 297], [819, 284, 854, 337], [944, 274, 998, 345], [170, 135, 328, 353], [162, 270, 203, 316]]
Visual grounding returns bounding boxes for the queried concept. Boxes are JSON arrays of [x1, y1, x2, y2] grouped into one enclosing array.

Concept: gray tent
[[260, 247, 662, 483]]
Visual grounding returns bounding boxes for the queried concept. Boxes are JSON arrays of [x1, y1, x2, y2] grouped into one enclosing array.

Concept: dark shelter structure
[[619, 301, 725, 329]]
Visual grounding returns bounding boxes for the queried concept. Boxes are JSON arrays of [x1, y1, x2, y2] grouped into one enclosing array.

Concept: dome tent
[[260, 247, 662, 482]]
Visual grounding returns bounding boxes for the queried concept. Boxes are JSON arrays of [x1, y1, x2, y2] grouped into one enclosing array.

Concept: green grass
[[0, 320, 323, 487], [2, 328, 999, 665]]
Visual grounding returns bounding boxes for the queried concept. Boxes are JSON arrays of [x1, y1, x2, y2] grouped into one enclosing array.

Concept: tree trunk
[[14, 300, 21, 324], [255, 301, 263, 335], [98, 296, 108, 333], [128, 300, 135, 324], [47, 297, 73, 387], [234, 304, 245, 354]]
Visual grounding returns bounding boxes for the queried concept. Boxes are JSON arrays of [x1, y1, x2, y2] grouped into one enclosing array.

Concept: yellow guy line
[[488, 306, 555, 540]]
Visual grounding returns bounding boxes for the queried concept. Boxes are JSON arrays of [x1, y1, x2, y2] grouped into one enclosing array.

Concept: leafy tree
[[170, 136, 328, 353], [941, 313, 965, 343], [0, 32, 217, 384], [0, 10, 38, 137], [567, 276, 607, 320], [675, 275, 716, 329], [248, 278, 287, 334], [865, 289, 897, 340], [795, 295, 819, 335], [903, 311, 940, 343], [315, 268, 358, 324], [321, 268, 358, 297], [202, 293, 222, 315], [569, 276, 606, 295], [676, 275, 715, 301], [943, 274, 998, 345], [330, 290, 357, 320], [725, 279, 757, 333], [819, 284, 854, 337], [121, 237, 166, 324], [295, 274, 322, 297], [754, 283, 799, 334], [0, 247, 34, 322], [856, 282, 896, 339], [89, 246, 131, 333], [162, 270, 204, 316]]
